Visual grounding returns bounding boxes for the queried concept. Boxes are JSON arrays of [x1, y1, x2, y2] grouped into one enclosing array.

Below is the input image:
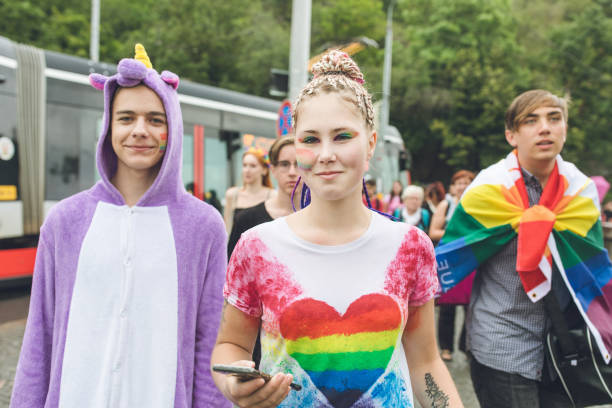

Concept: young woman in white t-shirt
[[211, 51, 463, 408]]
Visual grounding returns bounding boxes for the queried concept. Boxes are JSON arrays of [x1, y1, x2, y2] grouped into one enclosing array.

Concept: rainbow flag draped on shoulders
[[435, 150, 612, 363]]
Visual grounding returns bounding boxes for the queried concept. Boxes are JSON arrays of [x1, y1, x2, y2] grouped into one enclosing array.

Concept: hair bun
[[311, 50, 365, 84]]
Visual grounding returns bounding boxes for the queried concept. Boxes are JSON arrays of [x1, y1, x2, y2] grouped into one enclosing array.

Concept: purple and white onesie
[[10, 52, 230, 407]]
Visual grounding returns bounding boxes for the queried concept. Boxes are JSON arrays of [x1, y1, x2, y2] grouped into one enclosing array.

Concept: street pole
[[288, 0, 312, 103], [380, 0, 395, 142], [90, 0, 100, 62]]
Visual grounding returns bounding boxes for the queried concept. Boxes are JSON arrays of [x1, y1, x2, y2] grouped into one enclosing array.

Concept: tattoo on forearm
[[424, 373, 449, 408]]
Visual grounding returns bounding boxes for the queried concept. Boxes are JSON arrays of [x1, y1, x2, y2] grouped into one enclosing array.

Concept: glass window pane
[[46, 104, 100, 200], [182, 132, 194, 188], [205, 135, 227, 199]]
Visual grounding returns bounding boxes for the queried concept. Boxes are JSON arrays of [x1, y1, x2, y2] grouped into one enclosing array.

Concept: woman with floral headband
[[211, 50, 463, 408], [223, 147, 275, 234]]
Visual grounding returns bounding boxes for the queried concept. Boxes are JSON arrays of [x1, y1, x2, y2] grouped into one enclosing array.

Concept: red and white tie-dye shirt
[[224, 213, 439, 408]]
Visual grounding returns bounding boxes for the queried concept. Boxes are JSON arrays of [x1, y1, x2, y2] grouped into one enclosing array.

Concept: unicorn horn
[[134, 43, 152, 69]]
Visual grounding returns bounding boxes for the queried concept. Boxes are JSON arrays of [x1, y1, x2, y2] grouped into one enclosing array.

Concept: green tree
[[4, 0, 610, 182], [0, 1, 46, 45], [312, 0, 385, 46], [40, 7, 90, 58], [548, 0, 612, 176], [391, 0, 529, 182], [128, 0, 289, 96], [310, 0, 386, 97]]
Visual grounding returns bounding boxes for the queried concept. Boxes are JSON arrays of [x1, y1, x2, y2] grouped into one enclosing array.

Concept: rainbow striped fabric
[[435, 151, 612, 363], [279, 294, 402, 408]]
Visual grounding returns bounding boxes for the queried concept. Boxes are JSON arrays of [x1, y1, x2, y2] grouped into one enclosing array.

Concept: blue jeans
[[470, 356, 571, 408]]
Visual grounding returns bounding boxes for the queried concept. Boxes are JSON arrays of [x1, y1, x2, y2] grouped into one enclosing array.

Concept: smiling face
[[505, 106, 567, 171], [271, 144, 298, 195], [242, 152, 267, 186], [111, 85, 167, 176], [294, 92, 376, 202]]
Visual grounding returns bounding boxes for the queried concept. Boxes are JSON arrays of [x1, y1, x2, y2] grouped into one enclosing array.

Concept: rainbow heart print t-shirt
[[224, 212, 439, 407]]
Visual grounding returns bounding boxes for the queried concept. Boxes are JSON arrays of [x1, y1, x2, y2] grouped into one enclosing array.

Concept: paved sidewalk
[[0, 312, 479, 407], [2, 308, 609, 408], [0, 320, 25, 407]]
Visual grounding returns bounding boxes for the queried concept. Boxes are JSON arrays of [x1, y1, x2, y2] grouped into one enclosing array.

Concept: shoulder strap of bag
[[543, 292, 580, 359]]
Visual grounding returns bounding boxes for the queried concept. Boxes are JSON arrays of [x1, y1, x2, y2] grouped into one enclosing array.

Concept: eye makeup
[[297, 135, 318, 144], [335, 131, 357, 140]]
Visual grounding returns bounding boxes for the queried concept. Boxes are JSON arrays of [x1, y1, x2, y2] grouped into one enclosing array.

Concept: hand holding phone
[[212, 364, 302, 391]]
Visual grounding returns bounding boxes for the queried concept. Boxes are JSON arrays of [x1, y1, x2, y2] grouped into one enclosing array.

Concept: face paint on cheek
[[159, 133, 167, 152], [296, 148, 315, 171]]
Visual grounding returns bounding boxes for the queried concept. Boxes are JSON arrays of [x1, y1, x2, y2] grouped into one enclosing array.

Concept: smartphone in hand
[[212, 364, 302, 391]]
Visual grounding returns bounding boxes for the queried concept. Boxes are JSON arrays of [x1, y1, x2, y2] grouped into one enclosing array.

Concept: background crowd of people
[[221, 148, 612, 371]]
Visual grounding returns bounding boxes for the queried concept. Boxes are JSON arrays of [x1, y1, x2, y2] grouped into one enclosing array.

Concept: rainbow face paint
[[159, 133, 167, 152], [296, 148, 315, 171]]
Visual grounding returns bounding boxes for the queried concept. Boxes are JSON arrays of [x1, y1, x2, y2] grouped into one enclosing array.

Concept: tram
[[368, 124, 410, 195], [0, 36, 281, 284]]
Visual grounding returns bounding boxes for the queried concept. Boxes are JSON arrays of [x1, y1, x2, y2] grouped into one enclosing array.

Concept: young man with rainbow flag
[[435, 89, 612, 407]]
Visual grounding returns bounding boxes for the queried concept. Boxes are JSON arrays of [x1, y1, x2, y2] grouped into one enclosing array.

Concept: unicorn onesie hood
[[11, 45, 230, 408], [89, 44, 184, 207]]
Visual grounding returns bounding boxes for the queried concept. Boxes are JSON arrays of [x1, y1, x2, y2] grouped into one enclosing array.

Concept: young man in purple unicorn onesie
[[435, 89, 612, 407], [10, 45, 230, 408]]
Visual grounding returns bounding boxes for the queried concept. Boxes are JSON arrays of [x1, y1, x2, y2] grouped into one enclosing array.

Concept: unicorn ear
[[89, 73, 107, 90], [161, 70, 179, 90]]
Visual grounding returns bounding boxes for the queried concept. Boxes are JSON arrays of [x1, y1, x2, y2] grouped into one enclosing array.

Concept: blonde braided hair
[[293, 50, 375, 130]]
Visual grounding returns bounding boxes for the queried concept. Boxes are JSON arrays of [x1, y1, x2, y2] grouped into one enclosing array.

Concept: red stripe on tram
[[193, 125, 205, 201], [0, 247, 37, 279]]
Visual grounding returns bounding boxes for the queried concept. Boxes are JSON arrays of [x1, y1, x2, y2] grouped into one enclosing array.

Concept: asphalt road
[[0, 286, 30, 325]]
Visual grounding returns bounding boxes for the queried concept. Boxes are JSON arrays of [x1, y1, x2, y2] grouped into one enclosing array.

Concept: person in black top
[[227, 135, 298, 258], [223, 148, 274, 234]]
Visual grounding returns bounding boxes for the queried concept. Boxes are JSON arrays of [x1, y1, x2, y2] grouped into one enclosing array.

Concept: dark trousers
[[437, 304, 466, 352], [470, 356, 571, 408]]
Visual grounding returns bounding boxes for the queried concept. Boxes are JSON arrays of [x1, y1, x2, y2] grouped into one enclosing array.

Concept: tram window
[[46, 78, 102, 110], [223, 112, 276, 137], [182, 132, 194, 188], [0, 65, 18, 94], [94, 117, 103, 182], [182, 125, 228, 200], [0, 94, 17, 142], [46, 104, 100, 200], [204, 130, 228, 200], [231, 147, 244, 188]]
